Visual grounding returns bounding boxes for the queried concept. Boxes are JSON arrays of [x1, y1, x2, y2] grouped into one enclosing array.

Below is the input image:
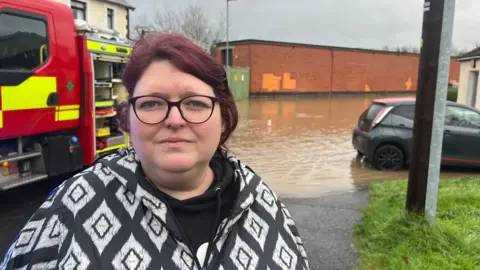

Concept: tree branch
[[133, 2, 226, 54]]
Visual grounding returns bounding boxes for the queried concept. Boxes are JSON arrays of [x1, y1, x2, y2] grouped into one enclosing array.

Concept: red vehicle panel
[[0, 0, 81, 139], [1, 0, 131, 177]]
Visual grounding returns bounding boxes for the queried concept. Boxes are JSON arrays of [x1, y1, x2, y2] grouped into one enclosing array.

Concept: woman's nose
[[164, 106, 187, 127]]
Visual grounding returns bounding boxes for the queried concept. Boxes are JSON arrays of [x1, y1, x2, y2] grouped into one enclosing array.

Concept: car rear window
[[364, 103, 386, 120], [391, 105, 415, 120]]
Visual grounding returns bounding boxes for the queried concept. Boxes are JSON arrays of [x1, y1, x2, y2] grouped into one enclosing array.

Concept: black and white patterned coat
[[1, 148, 309, 270]]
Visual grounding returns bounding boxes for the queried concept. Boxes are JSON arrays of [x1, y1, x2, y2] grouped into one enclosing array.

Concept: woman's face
[[129, 60, 222, 173]]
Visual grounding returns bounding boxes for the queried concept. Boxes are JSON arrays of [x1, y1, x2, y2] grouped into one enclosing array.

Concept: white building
[[457, 48, 480, 110], [52, 0, 135, 39]]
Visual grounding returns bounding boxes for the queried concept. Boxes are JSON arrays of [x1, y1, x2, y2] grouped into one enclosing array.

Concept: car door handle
[[444, 129, 452, 135]]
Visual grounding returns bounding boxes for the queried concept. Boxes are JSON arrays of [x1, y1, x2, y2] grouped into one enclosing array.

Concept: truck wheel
[[373, 145, 405, 171]]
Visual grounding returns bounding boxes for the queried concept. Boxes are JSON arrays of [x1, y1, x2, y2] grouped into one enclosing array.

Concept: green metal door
[[226, 67, 250, 100]]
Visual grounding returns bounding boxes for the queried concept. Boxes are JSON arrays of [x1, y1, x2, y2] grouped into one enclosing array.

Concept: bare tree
[[383, 41, 480, 57], [451, 46, 469, 57], [382, 45, 420, 54], [133, 2, 226, 55], [411, 47, 420, 54], [451, 41, 480, 57], [474, 40, 480, 49]]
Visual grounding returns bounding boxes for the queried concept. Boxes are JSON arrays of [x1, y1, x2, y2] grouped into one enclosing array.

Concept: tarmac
[[0, 177, 368, 270], [281, 190, 368, 270]]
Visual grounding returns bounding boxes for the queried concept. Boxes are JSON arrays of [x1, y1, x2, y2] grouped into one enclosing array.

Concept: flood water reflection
[[228, 95, 480, 197]]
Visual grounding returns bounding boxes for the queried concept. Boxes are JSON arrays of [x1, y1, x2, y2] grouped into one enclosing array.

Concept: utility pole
[[225, 0, 236, 86], [406, 0, 456, 225], [226, 0, 229, 68]]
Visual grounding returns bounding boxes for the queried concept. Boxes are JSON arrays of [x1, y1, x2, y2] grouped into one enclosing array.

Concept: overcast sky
[[129, 0, 480, 51]]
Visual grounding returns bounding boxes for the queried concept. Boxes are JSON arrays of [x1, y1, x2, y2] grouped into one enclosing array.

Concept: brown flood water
[[228, 95, 480, 197]]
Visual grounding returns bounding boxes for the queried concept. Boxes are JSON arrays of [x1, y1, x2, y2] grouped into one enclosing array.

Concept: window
[[445, 106, 480, 129], [0, 11, 49, 70], [364, 103, 385, 120], [391, 105, 415, 120], [222, 48, 233, 66], [71, 0, 86, 21], [107, 8, 114, 30]]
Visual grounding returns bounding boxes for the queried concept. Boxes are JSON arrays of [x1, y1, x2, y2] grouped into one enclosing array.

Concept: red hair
[[117, 33, 238, 147]]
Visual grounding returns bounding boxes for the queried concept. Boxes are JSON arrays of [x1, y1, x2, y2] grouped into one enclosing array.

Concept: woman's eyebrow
[[139, 90, 204, 98]]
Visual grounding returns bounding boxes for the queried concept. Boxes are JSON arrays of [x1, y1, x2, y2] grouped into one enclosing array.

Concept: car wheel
[[373, 145, 405, 171]]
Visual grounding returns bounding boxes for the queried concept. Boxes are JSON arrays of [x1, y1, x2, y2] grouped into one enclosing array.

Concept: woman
[[1, 33, 309, 270]]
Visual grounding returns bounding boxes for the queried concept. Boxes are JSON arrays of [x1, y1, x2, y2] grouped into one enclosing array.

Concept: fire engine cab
[[0, 0, 132, 190]]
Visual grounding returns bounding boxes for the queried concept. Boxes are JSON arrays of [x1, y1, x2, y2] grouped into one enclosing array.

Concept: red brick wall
[[331, 50, 420, 92], [449, 60, 460, 82], [231, 45, 251, 67], [216, 45, 251, 67], [331, 50, 460, 92], [217, 43, 461, 94], [249, 44, 333, 93]]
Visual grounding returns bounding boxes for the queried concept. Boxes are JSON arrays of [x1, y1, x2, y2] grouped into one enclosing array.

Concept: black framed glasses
[[128, 94, 219, 124]]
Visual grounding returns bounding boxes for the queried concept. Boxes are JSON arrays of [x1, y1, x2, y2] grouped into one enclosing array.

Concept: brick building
[[216, 39, 460, 95]]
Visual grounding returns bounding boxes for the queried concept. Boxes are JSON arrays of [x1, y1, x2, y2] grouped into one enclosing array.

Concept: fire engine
[[0, 0, 133, 190]]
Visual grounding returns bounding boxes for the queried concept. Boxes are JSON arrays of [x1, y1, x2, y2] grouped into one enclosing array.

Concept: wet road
[[229, 95, 480, 197], [1, 95, 479, 262]]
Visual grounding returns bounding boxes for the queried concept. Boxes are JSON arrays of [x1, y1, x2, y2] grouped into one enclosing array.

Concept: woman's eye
[[139, 101, 162, 109], [184, 100, 209, 108], [191, 101, 206, 107]]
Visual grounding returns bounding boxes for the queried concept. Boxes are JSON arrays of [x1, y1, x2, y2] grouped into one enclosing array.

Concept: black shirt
[[155, 150, 238, 254]]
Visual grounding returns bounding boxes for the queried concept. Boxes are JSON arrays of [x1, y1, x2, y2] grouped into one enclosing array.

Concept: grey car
[[352, 97, 480, 171]]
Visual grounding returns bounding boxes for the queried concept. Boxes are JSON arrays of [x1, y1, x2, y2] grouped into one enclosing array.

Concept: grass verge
[[354, 177, 480, 270]]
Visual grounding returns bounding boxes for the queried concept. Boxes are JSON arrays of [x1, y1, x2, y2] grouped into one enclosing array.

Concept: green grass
[[354, 177, 480, 270]]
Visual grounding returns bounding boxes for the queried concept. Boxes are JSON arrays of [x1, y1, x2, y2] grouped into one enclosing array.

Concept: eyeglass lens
[[133, 95, 215, 124]]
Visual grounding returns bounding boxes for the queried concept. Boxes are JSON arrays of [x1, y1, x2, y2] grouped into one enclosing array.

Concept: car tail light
[[371, 106, 393, 129]]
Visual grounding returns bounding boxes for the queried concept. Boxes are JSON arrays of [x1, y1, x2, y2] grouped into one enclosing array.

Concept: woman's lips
[[159, 138, 192, 148], [163, 141, 187, 147]]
